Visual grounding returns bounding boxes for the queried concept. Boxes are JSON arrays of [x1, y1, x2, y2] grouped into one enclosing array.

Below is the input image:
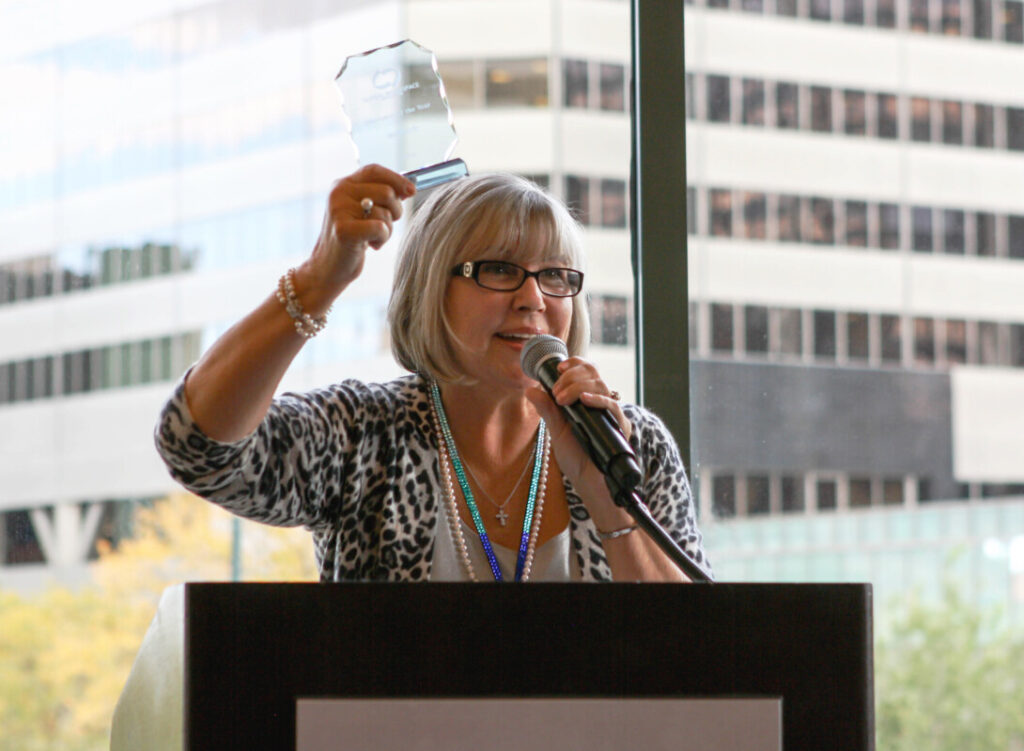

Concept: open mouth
[[496, 332, 537, 342]]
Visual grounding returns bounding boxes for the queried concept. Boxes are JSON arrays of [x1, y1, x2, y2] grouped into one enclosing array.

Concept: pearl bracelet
[[597, 523, 638, 541], [276, 268, 330, 339]]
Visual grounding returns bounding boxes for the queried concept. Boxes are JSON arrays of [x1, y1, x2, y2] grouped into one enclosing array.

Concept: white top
[[431, 497, 582, 581]]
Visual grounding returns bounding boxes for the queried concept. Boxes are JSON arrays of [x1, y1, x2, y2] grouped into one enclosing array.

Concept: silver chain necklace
[[460, 448, 535, 526]]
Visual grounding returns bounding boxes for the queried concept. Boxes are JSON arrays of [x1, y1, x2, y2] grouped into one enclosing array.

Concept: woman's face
[[444, 237, 575, 392]]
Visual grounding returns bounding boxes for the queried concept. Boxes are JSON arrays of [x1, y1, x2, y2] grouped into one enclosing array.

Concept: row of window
[[691, 301, 1024, 369], [1, 500, 137, 566], [438, 58, 630, 114], [0, 244, 194, 307], [704, 469, 1024, 519], [688, 72, 1024, 151], [691, 0, 1024, 44], [688, 185, 1024, 258], [0, 333, 200, 405]]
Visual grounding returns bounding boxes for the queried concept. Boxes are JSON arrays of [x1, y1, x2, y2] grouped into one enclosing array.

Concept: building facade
[[0, 0, 1022, 622]]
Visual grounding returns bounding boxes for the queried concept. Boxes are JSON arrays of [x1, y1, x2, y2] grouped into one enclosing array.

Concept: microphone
[[521, 335, 642, 495]]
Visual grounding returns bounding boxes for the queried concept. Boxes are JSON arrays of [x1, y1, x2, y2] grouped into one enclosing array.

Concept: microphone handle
[[534, 359, 642, 493]]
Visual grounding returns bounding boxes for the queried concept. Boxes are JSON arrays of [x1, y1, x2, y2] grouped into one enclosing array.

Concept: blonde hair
[[387, 173, 590, 383]]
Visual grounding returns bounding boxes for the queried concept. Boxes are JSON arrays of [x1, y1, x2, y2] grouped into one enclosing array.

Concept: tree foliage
[[0, 493, 316, 751], [875, 582, 1024, 751]]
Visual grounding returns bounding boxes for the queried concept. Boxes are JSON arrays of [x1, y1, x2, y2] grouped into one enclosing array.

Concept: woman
[[155, 164, 709, 582]]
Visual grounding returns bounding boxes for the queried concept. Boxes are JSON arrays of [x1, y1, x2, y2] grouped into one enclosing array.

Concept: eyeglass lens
[[476, 262, 581, 296]]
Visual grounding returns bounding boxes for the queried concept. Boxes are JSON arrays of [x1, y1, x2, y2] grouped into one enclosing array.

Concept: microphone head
[[520, 334, 568, 380]]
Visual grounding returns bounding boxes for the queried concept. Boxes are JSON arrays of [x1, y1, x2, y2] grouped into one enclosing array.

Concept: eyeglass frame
[[450, 260, 585, 298]]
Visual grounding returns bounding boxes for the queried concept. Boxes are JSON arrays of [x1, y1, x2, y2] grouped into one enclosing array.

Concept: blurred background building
[[0, 0, 1021, 627]]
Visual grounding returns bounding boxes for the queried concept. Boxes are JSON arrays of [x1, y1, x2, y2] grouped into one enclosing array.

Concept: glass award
[[335, 39, 467, 191]]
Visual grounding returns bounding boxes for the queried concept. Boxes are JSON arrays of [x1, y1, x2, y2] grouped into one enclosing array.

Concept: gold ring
[[360, 197, 374, 218], [610, 390, 621, 401]]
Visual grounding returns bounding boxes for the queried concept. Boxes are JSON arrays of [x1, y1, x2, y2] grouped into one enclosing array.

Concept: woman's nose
[[514, 275, 546, 310]]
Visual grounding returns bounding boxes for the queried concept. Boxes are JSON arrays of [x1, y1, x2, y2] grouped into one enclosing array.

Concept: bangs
[[458, 192, 579, 268]]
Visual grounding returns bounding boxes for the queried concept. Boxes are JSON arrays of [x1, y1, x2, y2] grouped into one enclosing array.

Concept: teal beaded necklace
[[429, 381, 547, 582]]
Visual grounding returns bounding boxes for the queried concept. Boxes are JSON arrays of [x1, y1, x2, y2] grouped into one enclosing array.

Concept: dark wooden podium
[[181, 582, 873, 750]]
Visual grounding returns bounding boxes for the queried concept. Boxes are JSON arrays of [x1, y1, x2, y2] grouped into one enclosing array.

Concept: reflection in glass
[[563, 59, 589, 108], [485, 59, 548, 107]]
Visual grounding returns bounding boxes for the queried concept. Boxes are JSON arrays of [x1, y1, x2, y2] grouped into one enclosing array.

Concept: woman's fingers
[[547, 357, 631, 440]]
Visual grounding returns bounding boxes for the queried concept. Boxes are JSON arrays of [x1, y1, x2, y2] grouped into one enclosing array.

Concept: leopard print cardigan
[[154, 374, 710, 582]]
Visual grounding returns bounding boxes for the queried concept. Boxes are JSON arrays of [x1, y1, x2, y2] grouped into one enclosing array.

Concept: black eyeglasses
[[452, 260, 584, 298]]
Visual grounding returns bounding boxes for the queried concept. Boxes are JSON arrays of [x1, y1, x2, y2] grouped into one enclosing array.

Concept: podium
[[114, 582, 873, 750]]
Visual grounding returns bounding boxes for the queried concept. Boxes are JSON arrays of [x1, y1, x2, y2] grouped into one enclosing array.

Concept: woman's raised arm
[[183, 165, 415, 442]]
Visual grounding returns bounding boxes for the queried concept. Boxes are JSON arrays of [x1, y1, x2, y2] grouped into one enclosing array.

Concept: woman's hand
[[525, 357, 633, 515], [306, 164, 416, 299]]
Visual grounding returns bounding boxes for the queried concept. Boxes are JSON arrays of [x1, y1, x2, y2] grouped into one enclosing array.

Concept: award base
[[404, 158, 468, 191]]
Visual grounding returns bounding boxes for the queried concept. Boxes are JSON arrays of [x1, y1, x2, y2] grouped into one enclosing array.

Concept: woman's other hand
[[524, 356, 632, 502]]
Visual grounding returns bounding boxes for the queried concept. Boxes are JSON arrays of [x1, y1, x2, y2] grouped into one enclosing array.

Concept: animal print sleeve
[[625, 405, 713, 575], [154, 374, 393, 529]]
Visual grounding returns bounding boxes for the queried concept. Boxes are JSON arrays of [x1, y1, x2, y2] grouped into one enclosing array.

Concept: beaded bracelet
[[275, 268, 330, 339], [597, 523, 638, 541]]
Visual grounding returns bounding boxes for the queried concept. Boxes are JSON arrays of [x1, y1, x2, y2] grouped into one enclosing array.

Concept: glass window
[[742, 0, 765, 12], [686, 72, 696, 120], [778, 194, 801, 241], [598, 63, 625, 111], [711, 303, 735, 352], [883, 479, 904, 505], [565, 176, 591, 225], [1011, 324, 1024, 366], [599, 179, 627, 228], [976, 211, 996, 255], [814, 310, 837, 359], [484, 59, 548, 107], [943, 209, 965, 254], [912, 206, 934, 252], [809, 197, 835, 245], [846, 200, 868, 246], [978, 321, 1002, 364], [881, 314, 902, 363], [563, 59, 589, 108], [713, 474, 736, 517], [745, 305, 769, 353], [910, 0, 931, 31], [911, 97, 932, 142], [946, 319, 968, 364], [742, 79, 765, 126], [781, 475, 805, 512], [876, 0, 897, 26], [817, 479, 838, 510], [687, 186, 698, 235], [974, 0, 993, 38], [1005, 0, 1024, 42], [778, 308, 803, 357], [942, 101, 963, 144], [707, 75, 731, 123], [748, 475, 771, 515], [810, 86, 832, 132], [850, 478, 872, 507], [844, 91, 867, 135], [941, 0, 963, 34], [810, 0, 832, 20], [843, 0, 865, 24], [877, 94, 899, 139], [743, 192, 767, 239], [974, 103, 995, 148], [777, 0, 798, 15], [914, 317, 935, 366], [1009, 215, 1024, 258], [776, 83, 799, 129], [848, 313, 870, 360], [595, 295, 630, 345], [710, 188, 733, 237], [1007, 108, 1024, 151]]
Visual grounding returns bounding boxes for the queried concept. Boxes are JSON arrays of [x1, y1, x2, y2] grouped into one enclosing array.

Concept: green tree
[[876, 582, 1024, 751], [0, 493, 316, 751]]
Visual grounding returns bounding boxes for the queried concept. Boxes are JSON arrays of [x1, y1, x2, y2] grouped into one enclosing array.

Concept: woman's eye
[[487, 263, 518, 276]]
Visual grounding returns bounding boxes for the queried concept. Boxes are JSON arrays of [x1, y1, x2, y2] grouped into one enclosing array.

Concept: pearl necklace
[[429, 381, 549, 582]]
